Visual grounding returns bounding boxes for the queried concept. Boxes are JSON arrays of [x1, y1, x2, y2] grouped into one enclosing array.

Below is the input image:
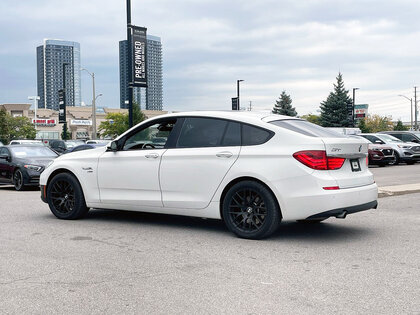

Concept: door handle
[[145, 153, 159, 159], [216, 151, 233, 158]]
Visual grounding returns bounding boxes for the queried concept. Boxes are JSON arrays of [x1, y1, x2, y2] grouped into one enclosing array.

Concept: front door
[[0, 147, 12, 183], [97, 118, 178, 208]]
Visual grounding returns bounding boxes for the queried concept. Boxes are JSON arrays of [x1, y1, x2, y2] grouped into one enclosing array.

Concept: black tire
[[389, 152, 399, 165], [222, 181, 281, 240], [47, 172, 89, 220], [13, 169, 25, 191]]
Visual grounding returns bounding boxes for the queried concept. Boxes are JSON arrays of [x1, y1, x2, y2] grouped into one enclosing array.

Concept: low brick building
[[0, 103, 167, 140]]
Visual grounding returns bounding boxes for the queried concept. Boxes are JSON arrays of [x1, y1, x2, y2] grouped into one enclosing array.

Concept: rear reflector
[[293, 150, 345, 170], [323, 186, 340, 190]]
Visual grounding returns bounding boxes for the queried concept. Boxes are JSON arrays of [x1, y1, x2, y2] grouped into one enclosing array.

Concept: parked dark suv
[[379, 131, 420, 144]]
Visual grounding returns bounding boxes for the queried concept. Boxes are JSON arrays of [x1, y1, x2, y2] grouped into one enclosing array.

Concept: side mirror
[[411, 139, 419, 143], [107, 140, 119, 152]]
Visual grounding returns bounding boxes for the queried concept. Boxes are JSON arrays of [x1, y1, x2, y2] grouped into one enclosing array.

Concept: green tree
[[320, 73, 353, 127], [99, 102, 146, 139], [61, 124, 70, 140], [364, 114, 393, 133], [8, 116, 36, 142], [300, 113, 321, 125], [393, 120, 409, 131], [272, 91, 297, 116], [357, 118, 371, 133], [0, 109, 9, 144]]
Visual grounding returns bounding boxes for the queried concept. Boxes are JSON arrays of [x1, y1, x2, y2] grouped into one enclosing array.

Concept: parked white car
[[9, 140, 42, 145], [40, 111, 378, 239]]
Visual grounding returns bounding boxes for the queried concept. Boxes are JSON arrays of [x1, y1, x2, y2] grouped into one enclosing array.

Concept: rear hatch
[[266, 118, 374, 189], [322, 137, 373, 188]]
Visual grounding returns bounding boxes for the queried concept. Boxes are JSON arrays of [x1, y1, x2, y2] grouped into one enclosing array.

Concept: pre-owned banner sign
[[58, 89, 66, 123], [131, 25, 147, 87]]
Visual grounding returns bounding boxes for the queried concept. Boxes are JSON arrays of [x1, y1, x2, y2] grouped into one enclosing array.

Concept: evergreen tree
[[272, 91, 297, 116], [319, 73, 353, 127], [393, 120, 409, 131], [61, 124, 70, 140]]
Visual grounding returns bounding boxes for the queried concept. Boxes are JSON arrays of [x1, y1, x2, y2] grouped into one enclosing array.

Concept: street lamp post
[[398, 94, 413, 130], [62, 63, 69, 140], [28, 96, 40, 130], [237, 80, 244, 111], [81, 68, 99, 140], [352, 88, 359, 127], [126, 0, 134, 128]]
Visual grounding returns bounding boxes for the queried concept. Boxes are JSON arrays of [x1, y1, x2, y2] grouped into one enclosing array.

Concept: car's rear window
[[270, 120, 345, 138]]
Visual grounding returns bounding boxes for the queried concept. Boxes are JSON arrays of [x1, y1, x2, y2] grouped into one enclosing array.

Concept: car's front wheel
[[13, 169, 25, 191], [222, 181, 281, 239], [47, 173, 89, 219]]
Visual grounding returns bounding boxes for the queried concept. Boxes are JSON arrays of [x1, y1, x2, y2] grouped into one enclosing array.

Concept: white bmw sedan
[[40, 111, 378, 239]]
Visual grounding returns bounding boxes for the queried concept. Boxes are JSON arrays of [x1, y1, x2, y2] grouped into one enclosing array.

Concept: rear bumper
[[277, 182, 378, 221], [306, 200, 378, 220]]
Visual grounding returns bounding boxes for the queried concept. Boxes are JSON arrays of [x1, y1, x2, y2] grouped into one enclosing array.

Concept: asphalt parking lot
[[0, 168, 419, 314]]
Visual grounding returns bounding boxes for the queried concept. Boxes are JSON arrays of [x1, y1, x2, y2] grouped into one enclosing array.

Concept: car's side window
[[402, 134, 414, 142], [221, 122, 241, 146], [242, 124, 273, 146], [123, 119, 176, 151], [393, 134, 403, 140], [176, 118, 228, 148]]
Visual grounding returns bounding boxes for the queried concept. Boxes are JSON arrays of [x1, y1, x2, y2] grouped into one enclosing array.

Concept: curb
[[378, 183, 420, 198]]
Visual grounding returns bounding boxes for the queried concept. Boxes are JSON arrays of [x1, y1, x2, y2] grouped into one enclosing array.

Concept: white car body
[[40, 111, 378, 222]]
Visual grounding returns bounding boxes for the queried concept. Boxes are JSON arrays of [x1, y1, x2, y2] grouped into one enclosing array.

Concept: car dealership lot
[[0, 178, 419, 314]]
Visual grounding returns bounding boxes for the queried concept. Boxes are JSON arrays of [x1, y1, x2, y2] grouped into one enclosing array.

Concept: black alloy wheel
[[47, 173, 89, 220], [222, 181, 281, 239], [13, 169, 25, 191]]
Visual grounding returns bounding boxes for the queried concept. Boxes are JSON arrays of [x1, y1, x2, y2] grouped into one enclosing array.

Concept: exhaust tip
[[336, 210, 347, 219]]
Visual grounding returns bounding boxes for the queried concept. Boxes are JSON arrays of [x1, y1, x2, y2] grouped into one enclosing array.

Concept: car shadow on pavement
[[81, 209, 374, 242], [0, 185, 40, 191], [270, 221, 374, 242]]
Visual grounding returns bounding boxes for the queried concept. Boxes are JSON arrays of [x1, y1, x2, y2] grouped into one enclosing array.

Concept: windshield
[[65, 141, 84, 149], [377, 134, 403, 143], [10, 146, 58, 157]]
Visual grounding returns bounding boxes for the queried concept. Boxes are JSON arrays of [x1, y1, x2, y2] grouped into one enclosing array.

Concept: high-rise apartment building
[[119, 35, 163, 110], [37, 39, 81, 110]]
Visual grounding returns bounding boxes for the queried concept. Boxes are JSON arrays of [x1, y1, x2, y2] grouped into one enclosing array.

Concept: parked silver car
[[359, 133, 420, 165]]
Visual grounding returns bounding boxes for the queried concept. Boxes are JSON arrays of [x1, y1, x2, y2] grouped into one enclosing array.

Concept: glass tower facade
[[36, 39, 81, 110], [119, 35, 163, 110]]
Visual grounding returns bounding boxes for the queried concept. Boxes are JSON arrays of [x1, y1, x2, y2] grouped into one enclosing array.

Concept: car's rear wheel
[[13, 169, 25, 191], [47, 173, 89, 219], [222, 181, 281, 239]]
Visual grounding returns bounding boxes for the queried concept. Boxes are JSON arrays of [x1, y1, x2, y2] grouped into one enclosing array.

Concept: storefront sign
[[32, 119, 56, 127], [71, 120, 92, 126]]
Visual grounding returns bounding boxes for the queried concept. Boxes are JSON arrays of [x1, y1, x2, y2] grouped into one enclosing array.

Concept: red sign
[[32, 119, 56, 126]]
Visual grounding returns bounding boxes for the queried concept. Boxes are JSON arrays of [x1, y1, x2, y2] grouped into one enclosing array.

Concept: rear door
[[160, 117, 241, 209]]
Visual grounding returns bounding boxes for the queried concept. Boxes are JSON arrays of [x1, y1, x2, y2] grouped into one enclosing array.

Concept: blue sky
[[1, 0, 420, 121]]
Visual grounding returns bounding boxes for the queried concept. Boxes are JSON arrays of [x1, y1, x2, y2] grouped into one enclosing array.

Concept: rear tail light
[[293, 150, 345, 170], [366, 156, 369, 166]]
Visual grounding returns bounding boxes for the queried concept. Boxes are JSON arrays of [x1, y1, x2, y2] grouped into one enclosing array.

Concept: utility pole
[[398, 94, 413, 130], [415, 86, 418, 131], [249, 101, 252, 111], [127, 0, 134, 127], [237, 80, 244, 111]]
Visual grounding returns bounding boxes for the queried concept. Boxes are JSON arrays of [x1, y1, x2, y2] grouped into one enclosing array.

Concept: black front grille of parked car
[[381, 149, 393, 156]]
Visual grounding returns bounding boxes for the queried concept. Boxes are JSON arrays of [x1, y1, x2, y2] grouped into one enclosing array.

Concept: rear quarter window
[[241, 124, 273, 146], [270, 120, 345, 138]]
